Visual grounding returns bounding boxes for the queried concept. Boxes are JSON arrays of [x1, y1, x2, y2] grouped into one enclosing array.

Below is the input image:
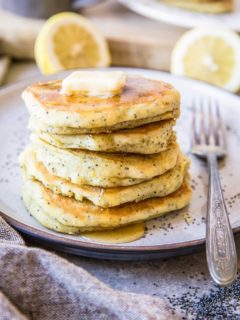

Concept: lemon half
[[35, 12, 111, 75], [171, 27, 240, 92]]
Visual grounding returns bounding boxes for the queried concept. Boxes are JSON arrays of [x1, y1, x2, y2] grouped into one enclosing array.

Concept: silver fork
[[191, 98, 237, 286]]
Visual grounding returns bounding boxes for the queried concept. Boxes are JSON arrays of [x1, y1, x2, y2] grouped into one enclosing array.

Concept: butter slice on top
[[61, 71, 126, 97]]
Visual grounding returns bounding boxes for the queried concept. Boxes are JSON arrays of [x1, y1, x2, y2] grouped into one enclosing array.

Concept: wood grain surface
[[84, 1, 187, 70]]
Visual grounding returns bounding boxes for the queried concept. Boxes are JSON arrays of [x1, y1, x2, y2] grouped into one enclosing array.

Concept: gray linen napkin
[[0, 216, 177, 320]]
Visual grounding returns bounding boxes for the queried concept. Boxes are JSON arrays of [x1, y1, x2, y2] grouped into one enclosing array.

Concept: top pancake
[[22, 75, 180, 134]]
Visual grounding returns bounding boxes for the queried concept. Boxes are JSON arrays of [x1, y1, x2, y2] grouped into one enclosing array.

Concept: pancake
[[22, 174, 192, 233], [162, 0, 233, 13], [28, 110, 179, 134], [31, 135, 180, 187], [20, 147, 189, 207], [35, 120, 175, 154], [22, 75, 180, 134]]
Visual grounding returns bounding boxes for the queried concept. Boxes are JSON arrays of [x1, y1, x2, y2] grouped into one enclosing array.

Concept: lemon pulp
[[183, 36, 235, 87], [34, 12, 110, 75], [171, 27, 240, 92]]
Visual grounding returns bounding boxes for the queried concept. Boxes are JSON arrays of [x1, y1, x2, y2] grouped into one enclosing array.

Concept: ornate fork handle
[[206, 153, 237, 286]]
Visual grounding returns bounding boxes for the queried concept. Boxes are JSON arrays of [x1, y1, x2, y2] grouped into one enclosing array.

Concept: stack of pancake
[[162, 0, 234, 13], [20, 74, 192, 237]]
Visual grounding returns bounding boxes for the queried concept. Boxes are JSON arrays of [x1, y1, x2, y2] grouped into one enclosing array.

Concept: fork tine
[[215, 101, 226, 149], [208, 99, 216, 146], [191, 96, 226, 159], [191, 97, 225, 150], [191, 101, 199, 146], [199, 98, 207, 145]]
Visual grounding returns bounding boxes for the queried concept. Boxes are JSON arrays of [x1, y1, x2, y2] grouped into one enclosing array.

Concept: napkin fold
[[0, 216, 177, 320]]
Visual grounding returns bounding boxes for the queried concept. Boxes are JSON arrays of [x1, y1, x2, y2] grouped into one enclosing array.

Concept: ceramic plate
[[119, 0, 240, 31], [1, 68, 240, 260]]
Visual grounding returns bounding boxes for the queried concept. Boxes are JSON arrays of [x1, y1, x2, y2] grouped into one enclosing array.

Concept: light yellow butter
[[61, 71, 126, 97]]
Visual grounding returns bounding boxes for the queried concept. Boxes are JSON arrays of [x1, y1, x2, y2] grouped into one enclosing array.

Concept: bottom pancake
[[22, 174, 192, 234]]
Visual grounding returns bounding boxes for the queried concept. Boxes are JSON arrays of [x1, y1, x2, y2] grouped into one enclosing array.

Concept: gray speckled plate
[[119, 0, 240, 31], [1, 68, 240, 260]]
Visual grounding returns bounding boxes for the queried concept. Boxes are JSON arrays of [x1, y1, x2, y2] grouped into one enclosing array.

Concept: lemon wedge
[[35, 12, 111, 75], [171, 27, 240, 92]]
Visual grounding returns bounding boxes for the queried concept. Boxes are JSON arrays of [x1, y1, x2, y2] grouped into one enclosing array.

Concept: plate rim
[[1, 67, 240, 256], [119, 0, 240, 31], [0, 210, 204, 252], [1, 210, 240, 253]]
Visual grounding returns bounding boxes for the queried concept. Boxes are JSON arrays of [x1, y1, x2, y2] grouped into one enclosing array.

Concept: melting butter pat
[[61, 71, 126, 97]]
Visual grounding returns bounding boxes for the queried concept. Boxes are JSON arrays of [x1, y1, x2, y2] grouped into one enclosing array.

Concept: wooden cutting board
[[0, 1, 187, 71], [84, 1, 188, 70]]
